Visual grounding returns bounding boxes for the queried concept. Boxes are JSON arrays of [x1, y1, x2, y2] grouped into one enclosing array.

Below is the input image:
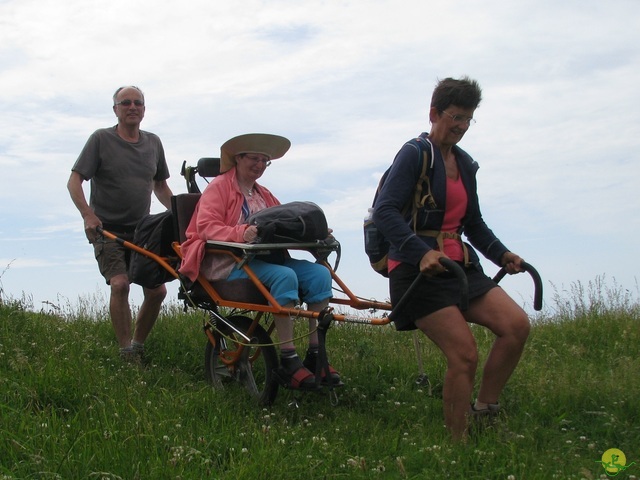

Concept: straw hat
[[220, 133, 291, 173]]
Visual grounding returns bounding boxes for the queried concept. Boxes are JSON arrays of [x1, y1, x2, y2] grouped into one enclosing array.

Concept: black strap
[[102, 223, 137, 233]]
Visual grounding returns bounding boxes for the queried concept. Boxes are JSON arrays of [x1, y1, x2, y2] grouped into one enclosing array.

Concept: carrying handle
[[492, 261, 543, 311], [389, 257, 468, 321]]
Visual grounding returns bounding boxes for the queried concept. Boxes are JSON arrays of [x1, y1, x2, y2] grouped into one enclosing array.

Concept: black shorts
[[389, 262, 498, 331]]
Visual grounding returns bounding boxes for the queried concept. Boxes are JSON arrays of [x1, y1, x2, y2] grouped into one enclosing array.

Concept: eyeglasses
[[441, 110, 476, 126], [243, 154, 272, 167], [115, 99, 144, 107]]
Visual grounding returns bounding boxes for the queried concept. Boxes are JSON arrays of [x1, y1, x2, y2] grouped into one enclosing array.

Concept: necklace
[[238, 179, 254, 197]]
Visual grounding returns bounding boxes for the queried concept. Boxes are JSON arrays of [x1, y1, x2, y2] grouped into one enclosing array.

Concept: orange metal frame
[[169, 240, 394, 326], [98, 227, 393, 368]]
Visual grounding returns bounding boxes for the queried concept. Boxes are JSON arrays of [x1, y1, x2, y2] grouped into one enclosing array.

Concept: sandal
[[303, 351, 344, 387], [275, 355, 320, 391]]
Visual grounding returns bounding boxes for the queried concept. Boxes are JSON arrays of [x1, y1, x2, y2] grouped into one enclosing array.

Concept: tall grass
[[1, 278, 639, 480]]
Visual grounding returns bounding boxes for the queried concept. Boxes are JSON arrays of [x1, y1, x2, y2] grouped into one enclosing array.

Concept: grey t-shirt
[[72, 126, 170, 226]]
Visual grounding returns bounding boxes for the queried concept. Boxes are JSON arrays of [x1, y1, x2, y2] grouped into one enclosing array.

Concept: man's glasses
[[243, 154, 272, 167], [441, 110, 476, 126], [115, 99, 144, 107]]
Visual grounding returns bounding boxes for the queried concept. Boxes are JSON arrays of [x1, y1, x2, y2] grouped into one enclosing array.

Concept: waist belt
[[102, 223, 137, 234], [418, 230, 470, 267]]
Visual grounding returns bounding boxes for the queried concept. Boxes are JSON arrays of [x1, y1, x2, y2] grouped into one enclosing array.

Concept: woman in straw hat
[[179, 133, 340, 391]]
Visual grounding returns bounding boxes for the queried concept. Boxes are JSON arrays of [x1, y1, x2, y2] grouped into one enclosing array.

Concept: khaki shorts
[[93, 232, 134, 284]]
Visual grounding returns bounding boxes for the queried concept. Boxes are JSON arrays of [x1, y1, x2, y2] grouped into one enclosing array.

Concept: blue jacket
[[372, 132, 509, 270]]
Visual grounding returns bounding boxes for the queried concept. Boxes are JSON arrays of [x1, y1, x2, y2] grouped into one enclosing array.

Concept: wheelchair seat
[[171, 192, 268, 305]]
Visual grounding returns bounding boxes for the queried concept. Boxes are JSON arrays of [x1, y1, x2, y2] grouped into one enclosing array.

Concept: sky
[[1, 0, 639, 318]]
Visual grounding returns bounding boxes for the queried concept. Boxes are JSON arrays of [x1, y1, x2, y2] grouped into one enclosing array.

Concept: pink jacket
[[178, 168, 280, 281]]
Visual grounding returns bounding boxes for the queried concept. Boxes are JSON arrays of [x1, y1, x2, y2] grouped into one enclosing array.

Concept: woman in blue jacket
[[373, 77, 530, 441]]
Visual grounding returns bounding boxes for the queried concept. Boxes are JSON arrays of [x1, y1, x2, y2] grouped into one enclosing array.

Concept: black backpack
[[364, 136, 435, 277], [128, 210, 177, 288], [246, 201, 329, 243]]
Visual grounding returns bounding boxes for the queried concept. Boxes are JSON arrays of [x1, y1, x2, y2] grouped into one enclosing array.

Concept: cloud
[[1, 0, 639, 312]]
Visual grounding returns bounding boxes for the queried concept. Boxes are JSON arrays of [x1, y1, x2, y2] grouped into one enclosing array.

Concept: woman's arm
[[373, 142, 431, 265], [195, 182, 248, 242]]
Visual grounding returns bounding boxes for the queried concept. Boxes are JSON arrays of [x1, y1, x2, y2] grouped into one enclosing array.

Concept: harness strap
[[417, 229, 470, 267], [411, 148, 437, 230], [410, 139, 469, 268]]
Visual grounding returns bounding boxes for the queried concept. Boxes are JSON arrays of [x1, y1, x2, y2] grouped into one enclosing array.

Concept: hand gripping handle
[[492, 261, 543, 311], [389, 258, 469, 321]]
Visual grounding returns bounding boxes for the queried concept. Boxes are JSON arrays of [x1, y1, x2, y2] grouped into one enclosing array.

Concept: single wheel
[[204, 314, 279, 405]]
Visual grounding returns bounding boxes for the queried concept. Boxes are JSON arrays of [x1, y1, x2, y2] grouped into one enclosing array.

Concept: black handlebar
[[389, 258, 468, 321], [492, 261, 543, 311]]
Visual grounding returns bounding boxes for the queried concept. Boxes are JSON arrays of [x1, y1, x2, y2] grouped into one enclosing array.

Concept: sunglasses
[[115, 99, 144, 107]]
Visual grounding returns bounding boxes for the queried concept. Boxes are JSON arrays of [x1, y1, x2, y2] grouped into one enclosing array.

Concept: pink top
[[388, 172, 468, 271], [440, 173, 468, 262], [178, 167, 280, 281]]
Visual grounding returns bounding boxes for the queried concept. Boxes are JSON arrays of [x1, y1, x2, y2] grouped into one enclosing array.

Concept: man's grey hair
[[112, 85, 145, 105]]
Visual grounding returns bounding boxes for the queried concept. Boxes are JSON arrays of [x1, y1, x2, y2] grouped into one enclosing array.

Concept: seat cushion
[[189, 278, 268, 305]]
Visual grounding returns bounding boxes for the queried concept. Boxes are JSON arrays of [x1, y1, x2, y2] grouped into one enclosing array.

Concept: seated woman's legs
[[227, 259, 318, 389], [227, 259, 300, 347], [284, 258, 341, 384], [283, 258, 332, 343]]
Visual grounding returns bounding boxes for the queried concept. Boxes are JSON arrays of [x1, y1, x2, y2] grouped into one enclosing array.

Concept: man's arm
[[67, 171, 101, 243], [153, 179, 174, 210]]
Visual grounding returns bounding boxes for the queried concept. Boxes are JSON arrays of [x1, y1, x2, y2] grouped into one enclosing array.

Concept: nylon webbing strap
[[417, 229, 470, 267], [411, 148, 436, 231]]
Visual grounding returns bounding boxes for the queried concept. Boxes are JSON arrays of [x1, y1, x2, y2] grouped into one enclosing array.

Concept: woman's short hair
[[430, 77, 482, 112]]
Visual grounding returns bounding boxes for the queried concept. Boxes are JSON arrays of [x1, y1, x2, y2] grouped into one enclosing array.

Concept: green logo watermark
[[596, 448, 636, 477]]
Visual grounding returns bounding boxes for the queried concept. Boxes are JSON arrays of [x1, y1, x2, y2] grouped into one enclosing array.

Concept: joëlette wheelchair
[[98, 157, 542, 406]]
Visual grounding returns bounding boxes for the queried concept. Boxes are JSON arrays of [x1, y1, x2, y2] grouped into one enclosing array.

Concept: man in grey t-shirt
[[67, 86, 174, 362]]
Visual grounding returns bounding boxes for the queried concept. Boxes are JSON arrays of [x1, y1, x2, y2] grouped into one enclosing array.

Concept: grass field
[[1, 278, 638, 479]]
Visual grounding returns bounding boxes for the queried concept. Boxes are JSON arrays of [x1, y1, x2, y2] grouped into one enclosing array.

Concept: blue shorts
[[227, 257, 332, 306]]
